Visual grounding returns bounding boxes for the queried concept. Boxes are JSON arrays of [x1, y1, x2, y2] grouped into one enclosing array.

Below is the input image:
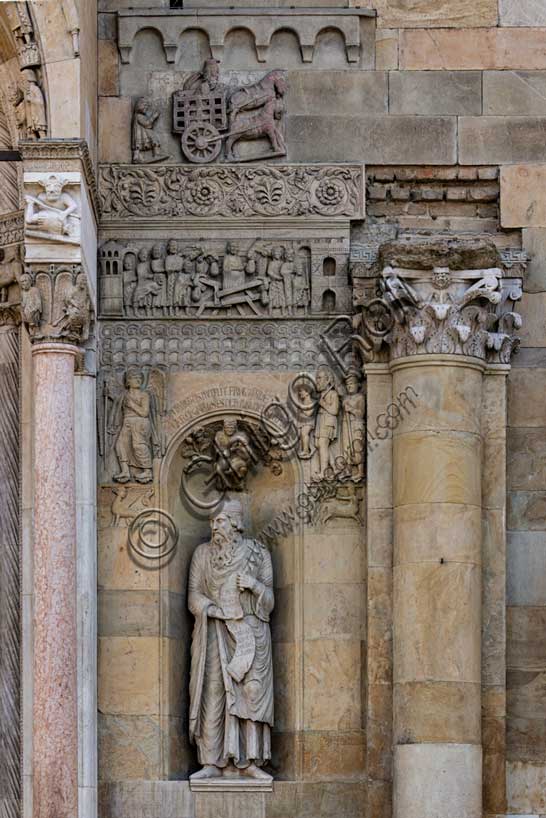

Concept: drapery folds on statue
[[188, 500, 274, 781]]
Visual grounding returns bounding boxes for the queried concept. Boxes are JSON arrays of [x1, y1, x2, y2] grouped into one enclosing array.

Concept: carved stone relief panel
[[98, 237, 351, 319], [21, 264, 91, 345], [24, 172, 83, 265], [99, 164, 365, 221], [5, 1, 47, 141]]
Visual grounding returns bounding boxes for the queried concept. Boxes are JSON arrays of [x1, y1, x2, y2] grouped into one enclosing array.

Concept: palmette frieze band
[[98, 164, 365, 221]]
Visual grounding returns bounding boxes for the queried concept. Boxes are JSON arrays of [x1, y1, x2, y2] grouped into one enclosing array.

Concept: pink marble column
[[32, 342, 79, 818]]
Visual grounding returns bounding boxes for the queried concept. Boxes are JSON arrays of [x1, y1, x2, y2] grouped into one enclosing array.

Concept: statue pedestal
[[191, 777, 272, 818]]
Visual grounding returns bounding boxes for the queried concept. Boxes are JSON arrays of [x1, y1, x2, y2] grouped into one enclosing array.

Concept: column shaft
[[75, 373, 98, 818], [32, 343, 79, 818], [392, 355, 484, 818], [0, 324, 21, 818]]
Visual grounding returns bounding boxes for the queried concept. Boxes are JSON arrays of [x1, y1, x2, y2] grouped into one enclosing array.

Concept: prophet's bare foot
[[190, 765, 222, 780], [241, 763, 273, 781]]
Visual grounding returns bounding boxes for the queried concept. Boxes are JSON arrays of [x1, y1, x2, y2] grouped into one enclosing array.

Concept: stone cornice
[[19, 139, 100, 221], [0, 211, 24, 247]]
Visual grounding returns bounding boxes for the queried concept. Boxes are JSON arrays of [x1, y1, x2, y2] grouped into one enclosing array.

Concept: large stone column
[[392, 354, 484, 818], [355, 237, 523, 818], [32, 342, 79, 818], [0, 314, 21, 818]]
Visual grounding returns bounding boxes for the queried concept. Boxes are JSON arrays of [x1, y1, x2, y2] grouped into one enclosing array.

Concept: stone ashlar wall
[[96, 0, 546, 814]]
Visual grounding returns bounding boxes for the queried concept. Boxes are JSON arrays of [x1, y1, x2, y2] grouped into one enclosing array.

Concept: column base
[[394, 744, 482, 818]]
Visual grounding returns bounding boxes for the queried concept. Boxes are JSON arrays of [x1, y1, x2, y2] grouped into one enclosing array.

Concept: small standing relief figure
[[109, 370, 162, 484], [267, 246, 286, 316], [314, 365, 340, 480], [132, 98, 168, 164], [133, 247, 161, 315], [19, 272, 42, 330], [9, 70, 47, 141], [189, 499, 274, 782], [52, 271, 91, 343], [25, 175, 79, 242], [341, 368, 365, 482], [296, 383, 316, 459]]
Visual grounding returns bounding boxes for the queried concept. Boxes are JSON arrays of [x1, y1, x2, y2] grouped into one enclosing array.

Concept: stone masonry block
[[400, 28, 546, 71], [484, 71, 546, 116], [501, 165, 546, 227], [389, 71, 482, 116], [287, 116, 457, 164], [500, 0, 546, 26], [287, 71, 387, 117], [459, 118, 546, 165], [372, 0, 497, 29]]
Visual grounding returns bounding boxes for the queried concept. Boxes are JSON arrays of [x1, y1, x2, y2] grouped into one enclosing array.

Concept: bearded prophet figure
[[188, 500, 274, 781]]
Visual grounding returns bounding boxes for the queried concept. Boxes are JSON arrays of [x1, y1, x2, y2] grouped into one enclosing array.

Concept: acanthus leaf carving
[[98, 164, 364, 221]]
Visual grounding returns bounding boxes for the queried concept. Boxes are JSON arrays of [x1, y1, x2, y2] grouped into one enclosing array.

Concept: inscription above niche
[[99, 237, 351, 318]]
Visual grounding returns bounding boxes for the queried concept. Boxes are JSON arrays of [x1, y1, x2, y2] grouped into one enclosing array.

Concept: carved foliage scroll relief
[[99, 165, 364, 220]]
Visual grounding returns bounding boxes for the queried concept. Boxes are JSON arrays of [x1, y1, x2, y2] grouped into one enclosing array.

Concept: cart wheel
[[181, 122, 222, 163]]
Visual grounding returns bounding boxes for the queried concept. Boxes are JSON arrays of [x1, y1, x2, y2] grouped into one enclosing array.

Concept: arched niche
[[222, 27, 259, 70], [267, 28, 304, 69], [314, 27, 351, 68], [120, 27, 168, 98], [176, 28, 212, 70], [156, 411, 304, 779]]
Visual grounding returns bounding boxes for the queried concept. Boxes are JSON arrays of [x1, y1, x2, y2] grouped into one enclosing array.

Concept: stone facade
[[0, 2, 544, 818]]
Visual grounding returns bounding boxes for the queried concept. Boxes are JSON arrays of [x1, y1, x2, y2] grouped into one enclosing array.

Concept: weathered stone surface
[[367, 507, 393, 568], [304, 583, 363, 640], [376, 29, 398, 70], [389, 71, 482, 115], [523, 229, 546, 292], [484, 71, 546, 116], [507, 760, 546, 813], [304, 531, 364, 583], [373, 0, 497, 28], [394, 562, 481, 683], [508, 532, 546, 606], [99, 590, 161, 637], [98, 715, 161, 782], [367, 566, 393, 685], [501, 165, 546, 228], [518, 293, 546, 347], [302, 731, 365, 780], [394, 681, 481, 743], [500, 0, 546, 26], [508, 607, 546, 670], [98, 39, 119, 97], [508, 370, 546, 427], [98, 97, 131, 163], [508, 428, 546, 490], [400, 28, 546, 70], [482, 509, 507, 686], [508, 668, 546, 719], [509, 492, 546, 530], [393, 432, 481, 506], [367, 682, 393, 779], [98, 636, 159, 715], [303, 639, 362, 730], [508, 716, 546, 762], [99, 780, 194, 818], [288, 70, 387, 116], [287, 116, 457, 164], [394, 503, 481, 565], [394, 744, 482, 818], [392, 361, 483, 435], [460, 118, 546, 164], [297, 783, 366, 818]]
